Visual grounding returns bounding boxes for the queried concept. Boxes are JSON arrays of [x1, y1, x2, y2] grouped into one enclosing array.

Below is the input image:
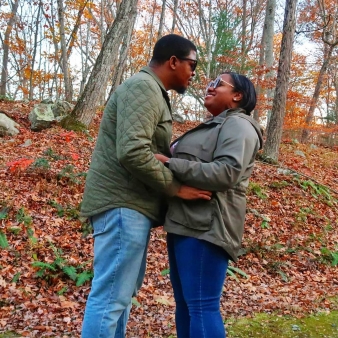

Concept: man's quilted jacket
[[80, 67, 181, 224]]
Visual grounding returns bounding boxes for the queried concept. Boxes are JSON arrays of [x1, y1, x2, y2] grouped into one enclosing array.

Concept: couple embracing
[[80, 34, 263, 338]]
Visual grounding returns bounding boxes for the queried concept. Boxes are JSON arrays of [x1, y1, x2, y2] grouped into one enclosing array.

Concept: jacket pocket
[[167, 197, 214, 231]]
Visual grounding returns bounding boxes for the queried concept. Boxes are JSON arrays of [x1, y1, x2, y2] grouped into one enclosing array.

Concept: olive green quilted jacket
[[80, 67, 181, 224]]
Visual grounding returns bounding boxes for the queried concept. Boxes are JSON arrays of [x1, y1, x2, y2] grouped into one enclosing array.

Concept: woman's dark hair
[[222, 72, 257, 115], [150, 34, 197, 64]]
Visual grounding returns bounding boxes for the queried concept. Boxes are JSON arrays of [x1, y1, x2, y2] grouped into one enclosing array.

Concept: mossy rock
[[59, 115, 87, 132]]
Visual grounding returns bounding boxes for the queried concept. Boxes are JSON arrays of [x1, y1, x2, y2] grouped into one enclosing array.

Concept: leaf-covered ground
[[0, 101, 337, 337]]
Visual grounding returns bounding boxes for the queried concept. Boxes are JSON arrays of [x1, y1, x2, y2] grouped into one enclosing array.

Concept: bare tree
[[0, 0, 20, 96], [171, 0, 178, 33], [70, 0, 138, 127], [253, 0, 276, 122], [334, 62, 338, 124], [57, 0, 72, 102], [301, 1, 338, 142], [28, 1, 42, 100], [262, 0, 298, 162], [157, 0, 166, 39], [108, 6, 137, 96]]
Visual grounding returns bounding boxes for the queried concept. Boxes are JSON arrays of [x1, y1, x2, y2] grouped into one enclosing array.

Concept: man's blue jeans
[[167, 233, 229, 338], [81, 208, 153, 338]]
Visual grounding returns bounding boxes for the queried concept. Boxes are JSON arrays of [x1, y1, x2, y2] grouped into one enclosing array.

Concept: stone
[[0, 113, 20, 136], [29, 103, 55, 131], [52, 100, 74, 121]]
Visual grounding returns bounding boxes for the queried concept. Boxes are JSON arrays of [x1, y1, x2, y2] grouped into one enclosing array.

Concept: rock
[[277, 168, 294, 175], [294, 150, 306, 158], [52, 100, 74, 121], [41, 98, 54, 104], [19, 139, 32, 147], [29, 103, 55, 131], [29, 101, 75, 131], [0, 113, 20, 136]]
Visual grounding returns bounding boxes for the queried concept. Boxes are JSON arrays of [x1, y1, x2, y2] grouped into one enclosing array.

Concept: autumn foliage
[[0, 101, 337, 337]]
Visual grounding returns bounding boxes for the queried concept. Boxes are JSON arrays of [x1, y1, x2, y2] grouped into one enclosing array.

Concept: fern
[[76, 271, 93, 286], [227, 264, 249, 281], [0, 231, 9, 249], [63, 266, 78, 281], [32, 261, 57, 271]]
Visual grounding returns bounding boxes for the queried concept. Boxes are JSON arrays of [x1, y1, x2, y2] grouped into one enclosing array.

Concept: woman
[[155, 72, 263, 338]]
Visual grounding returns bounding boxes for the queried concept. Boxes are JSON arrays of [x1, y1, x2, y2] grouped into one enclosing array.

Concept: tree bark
[[171, 0, 178, 33], [71, 0, 138, 127], [67, 0, 89, 58], [57, 0, 72, 102], [240, 0, 247, 72], [0, 0, 20, 97], [157, 0, 166, 39], [262, 0, 298, 162], [301, 1, 338, 142], [301, 44, 335, 141], [334, 68, 338, 124], [107, 8, 136, 97], [29, 1, 42, 100]]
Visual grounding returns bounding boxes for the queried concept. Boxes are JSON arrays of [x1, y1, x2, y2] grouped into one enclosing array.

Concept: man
[[81, 34, 211, 338]]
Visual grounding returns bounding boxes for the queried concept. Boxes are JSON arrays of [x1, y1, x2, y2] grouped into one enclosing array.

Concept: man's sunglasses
[[177, 57, 198, 71], [206, 76, 235, 92]]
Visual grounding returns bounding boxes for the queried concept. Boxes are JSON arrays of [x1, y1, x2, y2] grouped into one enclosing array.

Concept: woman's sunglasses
[[206, 76, 235, 92]]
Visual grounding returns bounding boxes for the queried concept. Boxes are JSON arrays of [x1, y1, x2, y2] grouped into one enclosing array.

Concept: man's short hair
[[151, 34, 197, 64]]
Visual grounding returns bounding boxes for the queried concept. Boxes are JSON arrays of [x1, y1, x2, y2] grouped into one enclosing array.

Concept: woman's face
[[204, 74, 243, 116]]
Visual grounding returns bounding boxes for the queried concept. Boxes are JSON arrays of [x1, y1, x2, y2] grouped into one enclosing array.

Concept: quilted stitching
[[81, 68, 179, 222]]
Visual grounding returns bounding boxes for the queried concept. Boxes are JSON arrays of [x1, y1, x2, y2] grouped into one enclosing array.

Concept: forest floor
[[0, 100, 337, 337]]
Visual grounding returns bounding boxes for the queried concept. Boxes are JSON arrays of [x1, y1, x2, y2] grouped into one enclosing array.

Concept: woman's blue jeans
[[167, 233, 229, 338], [81, 208, 153, 338]]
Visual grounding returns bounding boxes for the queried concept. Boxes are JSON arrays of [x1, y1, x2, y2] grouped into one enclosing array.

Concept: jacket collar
[[140, 66, 171, 113], [140, 66, 167, 92], [207, 108, 247, 124]]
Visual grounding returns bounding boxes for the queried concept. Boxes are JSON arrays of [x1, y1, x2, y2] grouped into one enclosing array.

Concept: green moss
[[59, 115, 87, 132], [0, 333, 21, 338], [227, 311, 338, 338]]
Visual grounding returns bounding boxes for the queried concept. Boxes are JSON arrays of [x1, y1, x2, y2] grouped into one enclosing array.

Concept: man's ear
[[233, 92, 243, 102], [168, 56, 178, 70]]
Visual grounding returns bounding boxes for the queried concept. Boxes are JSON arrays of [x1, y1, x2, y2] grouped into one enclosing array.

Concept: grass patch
[[0, 333, 21, 338], [227, 311, 338, 338]]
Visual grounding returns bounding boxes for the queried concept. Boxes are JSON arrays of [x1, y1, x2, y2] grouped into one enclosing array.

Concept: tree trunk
[[301, 0, 338, 139], [301, 45, 334, 142], [240, 0, 247, 72], [147, 0, 157, 61], [0, 0, 20, 97], [334, 70, 338, 124], [67, 0, 89, 58], [29, 1, 42, 100], [57, 0, 72, 102], [171, 0, 178, 33], [157, 0, 166, 39], [254, 0, 276, 122], [107, 8, 136, 98], [70, 0, 138, 127], [263, 0, 276, 125], [262, 0, 298, 162]]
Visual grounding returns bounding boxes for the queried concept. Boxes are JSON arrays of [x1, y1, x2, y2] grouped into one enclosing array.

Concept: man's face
[[174, 50, 197, 94]]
